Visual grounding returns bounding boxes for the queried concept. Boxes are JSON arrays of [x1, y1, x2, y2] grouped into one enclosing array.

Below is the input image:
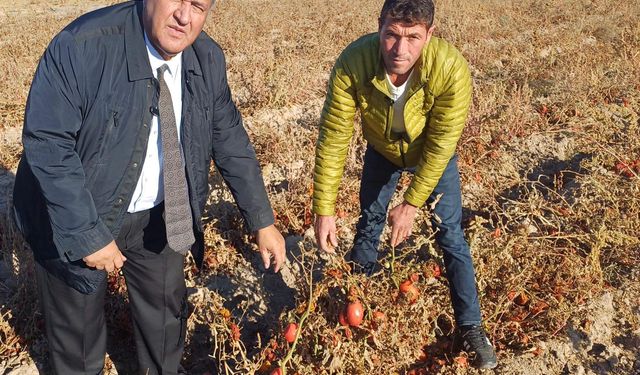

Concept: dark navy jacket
[[13, 1, 274, 293]]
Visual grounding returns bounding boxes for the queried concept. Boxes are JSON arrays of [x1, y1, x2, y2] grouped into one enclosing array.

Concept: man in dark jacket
[[12, 0, 285, 374]]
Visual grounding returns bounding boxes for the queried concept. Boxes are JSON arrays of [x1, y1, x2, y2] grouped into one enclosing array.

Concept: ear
[[423, 24, 436, 46], [427, 24, 436, 38]]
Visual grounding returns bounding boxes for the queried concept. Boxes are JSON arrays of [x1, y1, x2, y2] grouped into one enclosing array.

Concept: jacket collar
[[125, 1, 202, 81], [370, 35, 431, 98], [125, 1, 152, 81]]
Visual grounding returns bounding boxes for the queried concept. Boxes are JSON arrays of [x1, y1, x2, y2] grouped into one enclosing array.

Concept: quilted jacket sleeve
[[312, 57, 357, 216], [404, 44, 472, 207]]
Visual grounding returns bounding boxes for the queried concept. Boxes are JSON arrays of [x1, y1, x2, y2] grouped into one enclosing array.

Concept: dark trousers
[[36, 204, 188, 375], [351, 146, 482, 326]]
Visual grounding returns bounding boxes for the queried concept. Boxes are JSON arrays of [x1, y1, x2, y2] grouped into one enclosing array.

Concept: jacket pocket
[[86, 107, 120, 189], [183, 103, 210, 225], [39, 257, 107, 295], [206, 106, 212, 152], [96, 108, 120, 163], [357, 92, 369, 111], [422, 90, 435, 113]]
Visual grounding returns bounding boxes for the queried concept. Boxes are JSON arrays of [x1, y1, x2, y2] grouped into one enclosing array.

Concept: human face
[[143, 0, 213, 60], [379, 16, 434, 85]]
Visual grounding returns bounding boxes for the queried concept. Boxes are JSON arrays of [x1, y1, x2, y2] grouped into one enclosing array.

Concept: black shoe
[[455, 325, 498, 369]]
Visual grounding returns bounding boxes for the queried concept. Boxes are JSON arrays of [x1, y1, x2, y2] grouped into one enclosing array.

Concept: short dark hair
[[378, 0, 435, 28]]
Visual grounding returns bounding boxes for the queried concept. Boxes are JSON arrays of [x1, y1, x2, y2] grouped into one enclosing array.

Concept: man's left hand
[[255, 224, 286, 272], [388, 201, 418, 248]]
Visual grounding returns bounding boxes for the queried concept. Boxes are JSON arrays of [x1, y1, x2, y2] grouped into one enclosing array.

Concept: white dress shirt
[[127, 34, 183, 213]]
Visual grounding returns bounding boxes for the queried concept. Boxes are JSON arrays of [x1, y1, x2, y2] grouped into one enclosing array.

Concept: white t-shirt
[[385, 70, 414, 134]]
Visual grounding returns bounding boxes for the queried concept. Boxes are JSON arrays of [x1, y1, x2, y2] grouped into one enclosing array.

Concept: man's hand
[[83, 240, 127, 273], [388, 201, 418, 248], [255, 225, 286, 272], [315, 215, 338, 253]]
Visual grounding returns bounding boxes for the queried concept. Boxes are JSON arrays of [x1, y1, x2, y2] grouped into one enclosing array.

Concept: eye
[[189, 0, 207, 13], [385, 32, 398, 40]]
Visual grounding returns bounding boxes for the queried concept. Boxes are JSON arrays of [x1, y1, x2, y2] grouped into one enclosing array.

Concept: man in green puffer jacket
[[312, 0, 497, 369]]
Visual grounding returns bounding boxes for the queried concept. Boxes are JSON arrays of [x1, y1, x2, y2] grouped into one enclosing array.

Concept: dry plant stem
[[595, 142, 640, 180], [390, 244, 400, 288], [551, 318, 570, 337], [390, 245, 396, 275], [278, 260, 315, 375]]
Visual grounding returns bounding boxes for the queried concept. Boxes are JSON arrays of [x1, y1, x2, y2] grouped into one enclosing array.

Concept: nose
[[394, 37, 408, 55], [175, 2, 192, 25]]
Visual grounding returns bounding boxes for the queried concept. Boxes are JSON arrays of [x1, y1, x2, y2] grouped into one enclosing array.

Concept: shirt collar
[[385, 69, 413, 91], [144, 32, 182, 79]]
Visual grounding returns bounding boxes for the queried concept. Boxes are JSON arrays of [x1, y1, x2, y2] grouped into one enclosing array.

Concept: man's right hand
[[314, 215, 338, 253], [83, 240, 127, 273]]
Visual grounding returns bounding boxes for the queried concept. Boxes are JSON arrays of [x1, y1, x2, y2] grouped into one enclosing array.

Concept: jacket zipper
[[383, 80, 428, 168], [385, 96, 407, 168], [399, 138, 406, 167], [407, 82, 427, 103], [385, 96, 394, 140]]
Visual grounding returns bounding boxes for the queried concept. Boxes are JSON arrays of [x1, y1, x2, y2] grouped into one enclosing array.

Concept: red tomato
[[230, 323, 241, 341], [423, 261, 442, 279], [344, 327, 353, 340], [257, 361, 271, 372], [372, 310, 386, 322], [264, 347, 276, 361], [399, 279, 414, 293], [338, 309, 349, 326], [346, 300, 364, 327], [410, 272, 420, 283], [433, 265, 442, 278], [283, 323, 298, 343], [454, 355, 469, 367], [403, 284, 420, 304], [371, 310, 386, 330], [270, 368, 282, 375], [514, 292, 529, 306], [418, 349, 428, 362]]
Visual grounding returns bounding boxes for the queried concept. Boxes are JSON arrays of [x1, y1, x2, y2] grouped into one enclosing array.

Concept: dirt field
[[0, 0, 639, 374]]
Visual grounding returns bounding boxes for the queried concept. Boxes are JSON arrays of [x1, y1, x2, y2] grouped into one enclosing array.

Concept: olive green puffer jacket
[[313, 33, 472, 216]]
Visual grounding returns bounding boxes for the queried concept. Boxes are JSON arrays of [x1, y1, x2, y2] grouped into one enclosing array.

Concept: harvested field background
[[0, 0, 639, 374]]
